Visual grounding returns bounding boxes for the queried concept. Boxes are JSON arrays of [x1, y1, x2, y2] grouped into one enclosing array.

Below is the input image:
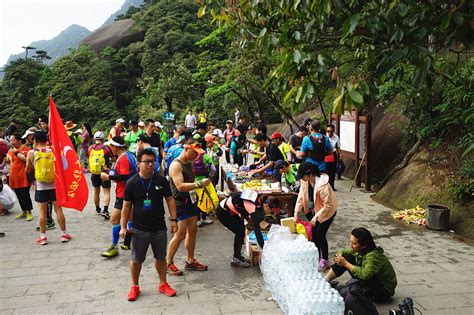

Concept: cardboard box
[[245, 233, 261, 266], [280, 217, 296, 233]]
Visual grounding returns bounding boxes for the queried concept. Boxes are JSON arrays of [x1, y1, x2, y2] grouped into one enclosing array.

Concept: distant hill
[[100, 0, 144, 27], [5, 24, 91, 66]]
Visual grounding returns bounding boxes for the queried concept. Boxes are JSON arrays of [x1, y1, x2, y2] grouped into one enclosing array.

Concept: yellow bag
[[295, 223, 308, 240], [35, 150, 55, 183], [196, 182, 219, 213]]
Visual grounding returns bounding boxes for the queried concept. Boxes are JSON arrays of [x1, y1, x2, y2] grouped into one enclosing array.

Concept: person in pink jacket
[[294, 162, 337, 270]]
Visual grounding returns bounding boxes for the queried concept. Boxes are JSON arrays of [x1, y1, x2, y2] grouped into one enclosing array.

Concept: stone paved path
[[0, 177, 473, 314]]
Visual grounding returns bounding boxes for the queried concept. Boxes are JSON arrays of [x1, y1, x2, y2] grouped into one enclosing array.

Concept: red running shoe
[[127, 285, 140, 301], [36, 236, 48, 245], [167, 263, 183, 276], [184, 259, 208, 271], [158, 282, 176, 297]]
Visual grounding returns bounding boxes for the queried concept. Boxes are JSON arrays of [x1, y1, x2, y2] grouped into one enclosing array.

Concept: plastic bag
[[296, 219, 313, 241], [295, 223, 308, 239], [196, 182, 219, 213]]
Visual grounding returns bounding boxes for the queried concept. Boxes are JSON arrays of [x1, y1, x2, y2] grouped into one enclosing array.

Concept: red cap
[[270, 132, 283, 140]]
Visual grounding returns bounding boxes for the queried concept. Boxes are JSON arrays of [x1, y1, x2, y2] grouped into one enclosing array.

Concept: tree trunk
[[265, 91, 299, 130], [165, 96, 173, 112], [379, 137, 422, 188], [316, 94, 329, 125]]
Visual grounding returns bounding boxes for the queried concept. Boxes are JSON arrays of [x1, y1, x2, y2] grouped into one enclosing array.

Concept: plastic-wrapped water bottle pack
[[260, 225, 344, 315]]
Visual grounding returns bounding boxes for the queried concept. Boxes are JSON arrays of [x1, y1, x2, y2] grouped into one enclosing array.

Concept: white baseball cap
[[21, 127, 38, 139], [154, 121, 163, 129], [138, 121, 145, 127], [116, 118, 125, 123], [93, 131, 105, 140]]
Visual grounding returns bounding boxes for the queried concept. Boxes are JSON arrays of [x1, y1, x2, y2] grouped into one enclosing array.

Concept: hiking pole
[[350, 152, 366, 192]]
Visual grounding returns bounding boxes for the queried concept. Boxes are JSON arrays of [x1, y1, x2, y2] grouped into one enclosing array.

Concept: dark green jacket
[[341, 247, 397, 296]]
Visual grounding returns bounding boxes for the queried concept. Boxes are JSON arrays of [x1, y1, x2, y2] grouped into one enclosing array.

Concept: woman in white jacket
[[294, 162, 337, 270]]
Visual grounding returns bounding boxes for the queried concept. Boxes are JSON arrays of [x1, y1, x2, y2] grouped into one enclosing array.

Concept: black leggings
[[312, 212, 336, 260], [332, 253, 392, 302], [215, 205, 245, 259], [13, 186, 33, 212]]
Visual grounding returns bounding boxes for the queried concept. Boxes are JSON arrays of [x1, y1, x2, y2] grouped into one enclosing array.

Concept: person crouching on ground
[[216, 192, 279, 268], [294, 162, 337, 271], [121, 148, 178, 301], [325, 227, 397, 303]]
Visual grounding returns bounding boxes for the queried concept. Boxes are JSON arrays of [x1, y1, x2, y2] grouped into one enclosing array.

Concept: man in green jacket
[[325, 227, 397, 302]]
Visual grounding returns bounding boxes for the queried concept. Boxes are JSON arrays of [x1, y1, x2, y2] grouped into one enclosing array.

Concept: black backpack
[[308, 135, 326, 161], [342, 286, 379, 315]]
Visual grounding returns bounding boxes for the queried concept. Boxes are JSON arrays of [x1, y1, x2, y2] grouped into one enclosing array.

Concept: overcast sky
[[0, 0, 125, 65]]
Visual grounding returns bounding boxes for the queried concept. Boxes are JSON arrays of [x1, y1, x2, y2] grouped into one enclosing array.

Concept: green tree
[[0, 58, 47, 128], [200, 0, 471, 113]]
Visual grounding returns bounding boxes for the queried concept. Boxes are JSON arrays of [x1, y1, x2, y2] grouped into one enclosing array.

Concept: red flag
[[49, 96, 88, 211]]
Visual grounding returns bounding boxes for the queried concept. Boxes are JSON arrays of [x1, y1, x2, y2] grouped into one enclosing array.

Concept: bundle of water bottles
[[260, 225, 345, 315]]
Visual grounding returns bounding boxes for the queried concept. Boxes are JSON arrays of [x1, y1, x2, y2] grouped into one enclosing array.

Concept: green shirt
[[340, 247, 397, 296], [159, 130, 168, 143], [124, 129, 144, 153]]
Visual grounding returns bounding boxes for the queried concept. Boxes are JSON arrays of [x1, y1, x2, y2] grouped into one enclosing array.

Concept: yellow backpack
[[89, 147, 106, 175], [35, 150, 55, 183]]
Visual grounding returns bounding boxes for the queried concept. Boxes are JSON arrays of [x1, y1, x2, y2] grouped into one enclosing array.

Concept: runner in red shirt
[[100, 137, 137, 258]]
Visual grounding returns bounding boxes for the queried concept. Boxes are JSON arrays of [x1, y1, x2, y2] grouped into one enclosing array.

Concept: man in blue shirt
[[298, 120, 333, 172]]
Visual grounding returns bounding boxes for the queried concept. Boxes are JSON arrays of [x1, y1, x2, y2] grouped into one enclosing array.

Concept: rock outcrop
[[80, 19, 145, 53]]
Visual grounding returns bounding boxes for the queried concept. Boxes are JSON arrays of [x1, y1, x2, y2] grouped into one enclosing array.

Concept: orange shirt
[[7, 145, 31, 189]]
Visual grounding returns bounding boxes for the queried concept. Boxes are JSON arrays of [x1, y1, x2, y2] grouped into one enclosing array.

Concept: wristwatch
[[169, 217, 177, 222]]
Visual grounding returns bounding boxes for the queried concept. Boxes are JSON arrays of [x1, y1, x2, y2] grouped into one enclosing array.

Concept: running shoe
[[96, 208, 102, 215], [36, 236, 48, 245], [167, 263, 183, 276], [61, 233, 72, 243], [101, 211, 110, 220], [15, 213, 27, 220], [26, 213, 33, 221], [318, 258, 331, 271], [101, 245, 118, 258], [35, 221, 55, 231], [231, 256, 250, 268], [158, 282, 176, 297], [120, 244, 131, 250], [127, 285, 140, 301], [184, 259, 208, 271], [202, 219, 214, 225]]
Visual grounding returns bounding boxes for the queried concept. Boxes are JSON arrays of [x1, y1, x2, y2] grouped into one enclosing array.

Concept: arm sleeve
[[351, 252, 383, 280], [250, 212, 265, 248]]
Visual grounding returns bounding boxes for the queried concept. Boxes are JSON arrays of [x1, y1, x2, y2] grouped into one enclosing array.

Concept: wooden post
[[354, 110, 361, 187], [365, 115, 372, 192]]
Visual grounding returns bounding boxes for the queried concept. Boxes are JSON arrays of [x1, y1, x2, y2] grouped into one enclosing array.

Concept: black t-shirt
[[124, 173, 172, 232], [289, 134, 303, 150], [266, 143, 284, 162], [289, 134, 303, 162], [147, 132, 162, 149]]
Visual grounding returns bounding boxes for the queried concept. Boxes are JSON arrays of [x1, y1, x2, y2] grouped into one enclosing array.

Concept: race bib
[[189, 190, 198, 204], [240, 189, 258, 203]]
